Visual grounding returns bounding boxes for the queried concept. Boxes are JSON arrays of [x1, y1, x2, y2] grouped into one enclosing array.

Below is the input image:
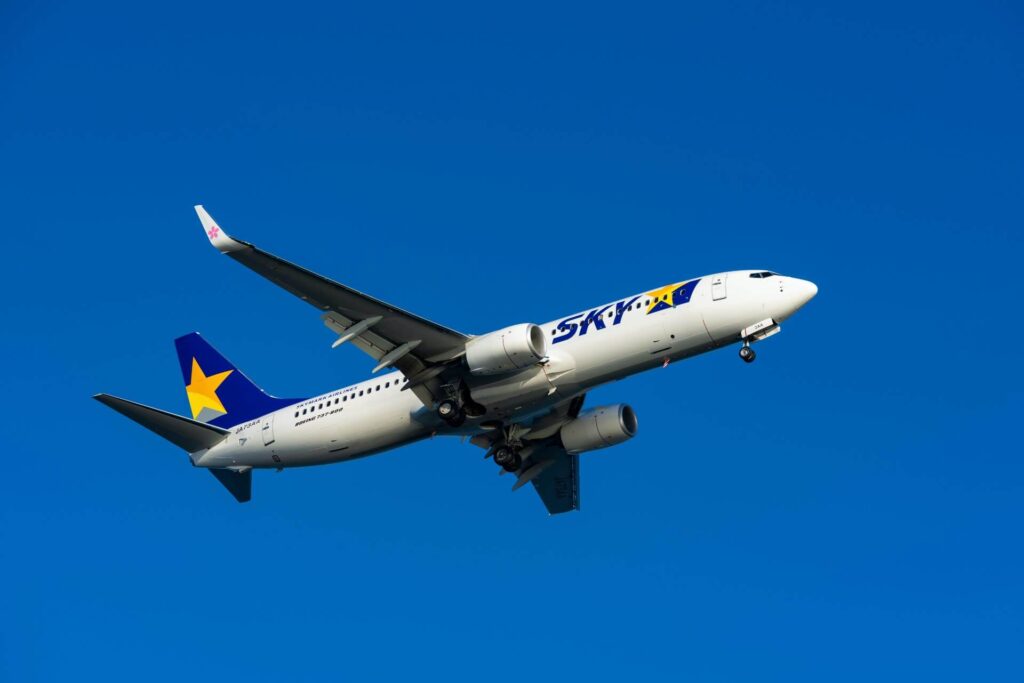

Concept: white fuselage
[[195, 271, 817, 470]]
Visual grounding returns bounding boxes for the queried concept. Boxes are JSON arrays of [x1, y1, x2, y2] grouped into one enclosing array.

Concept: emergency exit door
[[711, 274, 728, 301]]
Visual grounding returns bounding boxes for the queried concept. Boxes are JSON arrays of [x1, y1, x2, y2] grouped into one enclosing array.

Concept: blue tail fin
[[174, 333, 302, 428]]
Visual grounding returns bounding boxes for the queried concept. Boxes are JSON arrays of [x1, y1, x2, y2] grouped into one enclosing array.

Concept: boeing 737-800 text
[[96, 206, 817, 514]]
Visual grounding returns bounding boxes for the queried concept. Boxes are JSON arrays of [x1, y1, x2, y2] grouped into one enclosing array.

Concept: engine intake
[[560, 404, 638, 454], [465, 323, 548, 376]]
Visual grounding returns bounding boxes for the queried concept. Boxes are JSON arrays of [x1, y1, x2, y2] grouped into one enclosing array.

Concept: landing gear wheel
[[493, 446, 522, 472], [493, 446, 513, 467], [437, 400, 466, 426], [505, 452, 522, 472], [501, 450, 520, 473], [739, 345, 756, 363]]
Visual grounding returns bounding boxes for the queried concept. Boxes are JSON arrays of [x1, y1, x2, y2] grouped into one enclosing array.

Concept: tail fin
[[174, 332, 301, 428]]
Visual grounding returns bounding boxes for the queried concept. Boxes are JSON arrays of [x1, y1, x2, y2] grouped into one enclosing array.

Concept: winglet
[[194, 205, 245, 253]]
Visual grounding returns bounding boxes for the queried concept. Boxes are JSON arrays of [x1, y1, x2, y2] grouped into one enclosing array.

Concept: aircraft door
[[262, 414, 276, 446], [711, 274, 728, 301]]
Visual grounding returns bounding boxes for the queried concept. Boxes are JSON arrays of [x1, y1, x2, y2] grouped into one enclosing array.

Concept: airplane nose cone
[[775, 277, 818, 321], [795, 279, 818, 306]]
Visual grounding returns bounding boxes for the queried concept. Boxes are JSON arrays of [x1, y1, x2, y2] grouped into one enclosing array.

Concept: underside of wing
[[468, 394, 586, 515], [194, 206, 469, 404], [528, 445, 580, 514]]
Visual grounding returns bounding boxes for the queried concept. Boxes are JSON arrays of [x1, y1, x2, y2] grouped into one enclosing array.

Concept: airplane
[[95, 206, 818, 514]]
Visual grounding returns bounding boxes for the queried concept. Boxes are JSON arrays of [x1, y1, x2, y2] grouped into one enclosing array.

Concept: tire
[[505, 452, 522, 472], [438, 400, 457, 418], [493, 446, 513, 467]]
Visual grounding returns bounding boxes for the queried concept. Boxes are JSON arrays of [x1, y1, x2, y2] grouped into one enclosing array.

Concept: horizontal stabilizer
[[210, 468, 252, 503], [94, 393, 230, 453]]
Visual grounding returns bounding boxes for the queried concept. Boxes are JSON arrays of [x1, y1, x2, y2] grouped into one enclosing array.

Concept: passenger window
[[343, 395, 347, 402], [359, 390, 364, 396], [294, 411, 299, 418], [385, 382, 390, 388], [302, 408, 307, 415]]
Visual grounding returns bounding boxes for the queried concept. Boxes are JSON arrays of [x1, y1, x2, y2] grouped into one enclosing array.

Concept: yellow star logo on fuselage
[[646, 282, 681, 313], [185, 358, 233, 420]]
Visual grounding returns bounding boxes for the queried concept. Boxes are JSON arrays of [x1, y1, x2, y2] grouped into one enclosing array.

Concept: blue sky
[[1, 1, 1021, 680]]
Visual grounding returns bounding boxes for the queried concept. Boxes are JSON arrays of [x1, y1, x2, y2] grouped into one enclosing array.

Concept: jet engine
[[560, 404, 638, 454], [465, 323, 548, 376]]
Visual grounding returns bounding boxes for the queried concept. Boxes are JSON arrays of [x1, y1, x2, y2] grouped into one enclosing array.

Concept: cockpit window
[[749, 271, 777, 279]]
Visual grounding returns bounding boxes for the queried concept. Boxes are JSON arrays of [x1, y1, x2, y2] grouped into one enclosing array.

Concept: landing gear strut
[[739, 341, 756, 363]]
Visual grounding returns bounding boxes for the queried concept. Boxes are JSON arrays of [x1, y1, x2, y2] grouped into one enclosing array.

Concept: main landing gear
[[739, 341, 756, 363], [487, 423, 530, 473], [492, 445, 522, 473], [437, 398, 466, 427], [436, 382, 485, 427]]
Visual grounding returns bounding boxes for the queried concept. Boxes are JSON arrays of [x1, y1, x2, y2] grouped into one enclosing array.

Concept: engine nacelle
[[465, 323, 548, 376], [560, 404, 638, 454]]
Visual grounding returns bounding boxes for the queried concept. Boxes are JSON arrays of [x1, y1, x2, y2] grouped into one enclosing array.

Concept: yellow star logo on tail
[[185, 358, 233, 421]]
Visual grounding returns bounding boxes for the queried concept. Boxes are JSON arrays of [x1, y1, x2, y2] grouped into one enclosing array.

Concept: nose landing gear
[[738, 318, 781, 364]]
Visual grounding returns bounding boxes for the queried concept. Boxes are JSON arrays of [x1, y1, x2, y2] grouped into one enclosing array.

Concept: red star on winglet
[[207, 225, 220, 239]]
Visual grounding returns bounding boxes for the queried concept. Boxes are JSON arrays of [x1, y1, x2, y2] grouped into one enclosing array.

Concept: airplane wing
[[527, 445, 580, 515], [195, 206, 469, 404]]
